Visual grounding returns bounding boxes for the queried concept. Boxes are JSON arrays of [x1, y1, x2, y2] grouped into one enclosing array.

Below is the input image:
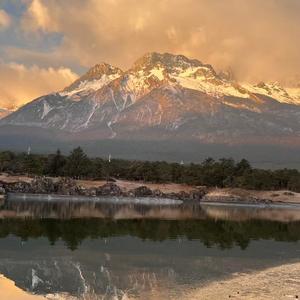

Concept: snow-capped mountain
[[1, 52, 300, 146]]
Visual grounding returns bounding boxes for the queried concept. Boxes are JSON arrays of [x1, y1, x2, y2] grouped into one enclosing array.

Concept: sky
[[0, 0, 299, 109]]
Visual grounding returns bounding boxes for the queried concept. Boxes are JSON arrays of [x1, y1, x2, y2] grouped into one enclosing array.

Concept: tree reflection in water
[[0, 199, 300, 250], [0, 217, 299, 251]]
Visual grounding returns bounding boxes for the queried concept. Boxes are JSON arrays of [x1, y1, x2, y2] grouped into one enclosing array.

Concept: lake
[[0, 196, 299, 299]]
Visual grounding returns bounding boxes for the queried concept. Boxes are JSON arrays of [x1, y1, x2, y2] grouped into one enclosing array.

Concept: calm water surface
[[0, 195, 299, 299]]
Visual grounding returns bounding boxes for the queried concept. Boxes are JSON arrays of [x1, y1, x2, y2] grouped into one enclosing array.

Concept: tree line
[[0, 147, 300, 191]]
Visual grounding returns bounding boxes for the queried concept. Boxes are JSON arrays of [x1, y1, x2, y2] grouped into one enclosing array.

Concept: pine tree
[[47, 149, 66, 176], [65, 147, 91, 178]]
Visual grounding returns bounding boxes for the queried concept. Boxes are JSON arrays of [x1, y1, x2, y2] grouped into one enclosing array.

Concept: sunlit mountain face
[[1, 52, 300, 145]]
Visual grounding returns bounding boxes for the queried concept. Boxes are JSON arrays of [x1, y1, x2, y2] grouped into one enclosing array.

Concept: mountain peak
[[133, 52, 204, 70], [2, 52, 300, 144], [61, 63, 123, 96], [241, 81, 300, 104], [254, 81, 288, 96], [85, 63, 123, 78]]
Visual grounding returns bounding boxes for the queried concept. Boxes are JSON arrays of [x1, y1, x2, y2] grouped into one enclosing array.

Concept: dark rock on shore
[[1, 177, 82, 196], [0, 186, 5, 196], [1, 180, 31, 194], [0, 176, 207, 202], [96, 183, 122, 196], [55, 177, 82, 195], [130, 186, 153, 197]]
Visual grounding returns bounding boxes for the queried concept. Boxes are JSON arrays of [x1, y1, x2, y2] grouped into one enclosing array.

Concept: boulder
[[30, 177, 56, 194], [175, 191, 191, 200], [55, 177, 80, 195], [96, 183, 122, 196], [152, 189, 165, 198], [130, 186, 153, 197], [189, 189, 207, 201], [3, 181, 32, 193]]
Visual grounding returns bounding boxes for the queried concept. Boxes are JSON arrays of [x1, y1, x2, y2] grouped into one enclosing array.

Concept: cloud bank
[[19, 0, 300, 84], [0, 0, 300, 109]]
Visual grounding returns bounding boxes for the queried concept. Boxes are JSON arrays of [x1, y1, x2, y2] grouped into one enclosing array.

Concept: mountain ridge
[[1, 52, 300, 149]]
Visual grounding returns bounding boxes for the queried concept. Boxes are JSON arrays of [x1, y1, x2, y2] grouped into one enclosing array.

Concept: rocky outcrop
[[1, 177, 81, 196], [1, 180, 31, 194], [0, 176, 207, 202]]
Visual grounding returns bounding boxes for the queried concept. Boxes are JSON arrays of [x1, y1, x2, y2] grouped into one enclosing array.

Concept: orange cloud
[[0, 62, 78, 109], [21, 0, 57, 32]]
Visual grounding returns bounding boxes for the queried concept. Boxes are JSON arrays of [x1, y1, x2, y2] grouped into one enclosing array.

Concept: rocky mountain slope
[[0, 108, 11, 119], [1, 52, 300, 146]]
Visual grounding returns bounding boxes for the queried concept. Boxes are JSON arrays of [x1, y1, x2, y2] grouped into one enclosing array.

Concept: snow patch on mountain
[[149, 67, 165, 80], [243, 82, 300, 104], [60, 73, 121, 97], [79, 102, 99, 129], [107, 121, 117, 138], [286, 87, 300, 103], [60, 63, 123, 98], [41, 101, 53, 119], [159, 63, 249, 100]]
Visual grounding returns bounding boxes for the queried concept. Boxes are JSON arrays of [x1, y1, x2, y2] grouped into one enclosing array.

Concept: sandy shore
[[1, 262, 300, 300], [0, 274, 46, 300], [203, 188, 300, 205], [184, 262, 300, 300]]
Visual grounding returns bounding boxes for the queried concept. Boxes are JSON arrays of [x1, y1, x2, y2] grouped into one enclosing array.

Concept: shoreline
[[5, 193, 300, 209], [6, 192, 184, 206], [1, 173, 300, 206], [201, 200, 300, 209]]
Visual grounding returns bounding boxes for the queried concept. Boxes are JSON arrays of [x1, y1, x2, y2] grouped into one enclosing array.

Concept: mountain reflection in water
[[0, 196, 299, 299]]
